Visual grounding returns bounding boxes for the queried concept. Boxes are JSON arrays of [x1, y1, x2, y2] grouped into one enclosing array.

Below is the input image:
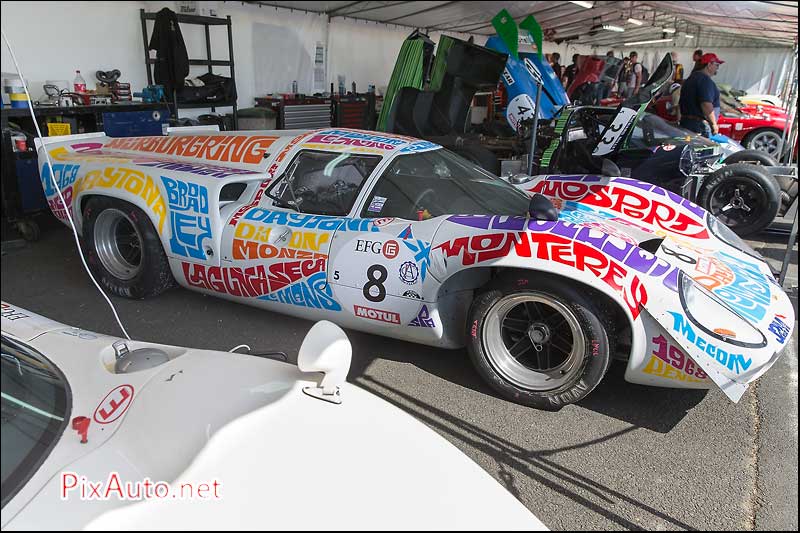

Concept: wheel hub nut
[[528, 323, 550, 345]]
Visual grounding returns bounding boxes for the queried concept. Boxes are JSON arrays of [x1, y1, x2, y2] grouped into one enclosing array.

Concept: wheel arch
[[76, 190, 169, 244], [435, 266, 637, 360]]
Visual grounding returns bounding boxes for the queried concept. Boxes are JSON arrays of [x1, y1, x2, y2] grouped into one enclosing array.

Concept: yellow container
[[47, 123, 72, 136]]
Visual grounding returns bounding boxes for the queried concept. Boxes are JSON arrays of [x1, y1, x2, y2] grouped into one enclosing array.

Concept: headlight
[[679, 145, 695, 176], [678, 272, 766, 348], [706, 214, 763, 260]]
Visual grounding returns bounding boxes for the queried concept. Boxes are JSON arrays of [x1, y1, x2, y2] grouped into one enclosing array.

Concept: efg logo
[[382, 240, 399, 259]]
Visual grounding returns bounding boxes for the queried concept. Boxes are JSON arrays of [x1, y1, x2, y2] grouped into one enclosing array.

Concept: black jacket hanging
[[149, 7, 189, 96]]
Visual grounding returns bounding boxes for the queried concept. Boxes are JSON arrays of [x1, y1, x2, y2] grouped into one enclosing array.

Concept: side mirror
[[509, 173, 534, 185], [528, 193, 559, 221], [297, 321, 352, 404]]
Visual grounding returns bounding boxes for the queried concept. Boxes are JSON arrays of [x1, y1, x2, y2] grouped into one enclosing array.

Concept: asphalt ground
[[1, 217, 797, 531]]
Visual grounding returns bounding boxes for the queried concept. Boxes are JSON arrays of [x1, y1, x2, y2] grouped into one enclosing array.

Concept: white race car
[[35, 128, 795, 410], [1, 302, 546, 530]]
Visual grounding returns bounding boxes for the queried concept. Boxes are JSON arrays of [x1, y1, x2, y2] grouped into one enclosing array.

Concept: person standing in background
[[618, 56, 631, 97], [563, 54, 579, 89], [602, 50, 616, 98], [671, 51, 684, 84], [679, 52, 724, 137], [691, 49, 704, 73], [550, 52, 563, 82], [626, 51, 643, 97]]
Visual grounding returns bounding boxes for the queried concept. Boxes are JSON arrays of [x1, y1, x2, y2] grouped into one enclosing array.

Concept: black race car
[[380, 30, 796, 236]]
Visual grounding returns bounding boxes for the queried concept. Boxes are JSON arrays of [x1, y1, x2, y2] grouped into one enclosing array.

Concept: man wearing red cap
[[678, 52, 724, 137]]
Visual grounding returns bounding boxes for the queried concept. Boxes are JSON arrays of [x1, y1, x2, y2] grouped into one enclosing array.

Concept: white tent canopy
[[1, 1, 795, 111], [248, 1, 798, 48]]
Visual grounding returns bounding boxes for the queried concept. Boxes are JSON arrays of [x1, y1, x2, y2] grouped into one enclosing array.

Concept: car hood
[[502, 175, 795, 398], [1, 303, 545, 531]]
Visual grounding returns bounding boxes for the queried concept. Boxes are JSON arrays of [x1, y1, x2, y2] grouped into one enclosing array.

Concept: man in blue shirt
[[679, 53, 724, 137]]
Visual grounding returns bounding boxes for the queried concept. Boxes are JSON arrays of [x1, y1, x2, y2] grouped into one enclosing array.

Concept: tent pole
[[778, 42, 797, 164]]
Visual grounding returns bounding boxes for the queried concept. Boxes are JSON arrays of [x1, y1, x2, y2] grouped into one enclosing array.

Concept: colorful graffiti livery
[[136, 159, 255, 178], [643, 335, 709, 383], [182, 259, 324, 298], [303, 129, 407, 152], [162, 177, 211, 259], [712, 252, 771, 324], [267, 132, 313, 177], [529, 177, 709, 239], [105, 135, 277, 164], [34, 128, 794, 409], [768, 315, 790, 345], [75, 167, 166, 233], [669, 312, 752, 375], [243, 208, 378, 232], [260, 271, 341, 311]]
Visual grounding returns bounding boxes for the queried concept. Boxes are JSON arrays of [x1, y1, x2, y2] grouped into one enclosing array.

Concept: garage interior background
[[1, 0, 796, 118]]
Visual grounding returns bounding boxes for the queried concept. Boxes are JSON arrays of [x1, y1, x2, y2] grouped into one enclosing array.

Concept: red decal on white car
[[93, 385, 135, 424]]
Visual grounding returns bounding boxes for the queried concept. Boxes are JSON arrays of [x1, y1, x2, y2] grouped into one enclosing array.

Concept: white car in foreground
[[1, 302, 546, 531]]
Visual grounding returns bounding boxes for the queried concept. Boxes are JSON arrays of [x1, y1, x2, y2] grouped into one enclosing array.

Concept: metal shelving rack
[[140, 9, 238, 128]]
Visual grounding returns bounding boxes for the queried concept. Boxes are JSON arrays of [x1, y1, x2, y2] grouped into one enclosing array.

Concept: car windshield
[[1, 335, 69, 508], [267, 150, 382, 216], [631, 113, 692, 143], [361, 149, 530, 220]]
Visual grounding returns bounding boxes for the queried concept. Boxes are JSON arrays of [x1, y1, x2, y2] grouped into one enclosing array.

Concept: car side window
[[267, 150, 381, 216], [361, 149, 530, 220]]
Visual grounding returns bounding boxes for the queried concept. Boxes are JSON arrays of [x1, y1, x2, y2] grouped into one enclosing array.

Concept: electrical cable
[[2, 27, 132, 340]]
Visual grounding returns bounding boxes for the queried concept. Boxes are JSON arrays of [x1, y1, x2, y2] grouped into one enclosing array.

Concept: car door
[[216, 149, 382, 312]]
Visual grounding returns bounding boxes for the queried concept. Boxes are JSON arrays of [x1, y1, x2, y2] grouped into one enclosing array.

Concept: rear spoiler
[[34, 131, 106, 151]]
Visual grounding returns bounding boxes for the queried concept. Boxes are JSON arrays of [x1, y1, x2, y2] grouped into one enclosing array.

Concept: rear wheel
[[82, 196, 174, 299], [466, 276, 613, 410], [698, 163, 780, 236]]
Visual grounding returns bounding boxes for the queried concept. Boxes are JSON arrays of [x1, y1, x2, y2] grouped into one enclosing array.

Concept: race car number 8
[[363, 265, 387, 302]]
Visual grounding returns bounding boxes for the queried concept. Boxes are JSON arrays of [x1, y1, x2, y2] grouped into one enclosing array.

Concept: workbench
[[1, 102, 169, 241]]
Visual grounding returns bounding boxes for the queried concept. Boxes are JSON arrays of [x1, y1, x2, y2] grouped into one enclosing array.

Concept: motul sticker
[[354, 305, 400, 324], [93, 385, 134, 424]]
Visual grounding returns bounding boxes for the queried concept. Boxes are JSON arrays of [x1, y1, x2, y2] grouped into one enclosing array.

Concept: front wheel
[[697, 163, 780, 236], [82, 196, 175, 299], [723, 149, 778, 166], [744, 128, 784, 158], [466, 276, 613, 410]]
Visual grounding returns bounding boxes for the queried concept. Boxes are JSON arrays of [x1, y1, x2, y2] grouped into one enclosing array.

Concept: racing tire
[[82, 196, 175, 299], [454, 145, 500, 176], [723, 149, 779, 167], [466, 275, 614, 411], [697, 163, 780, 237], [743, 128, 784, 158]]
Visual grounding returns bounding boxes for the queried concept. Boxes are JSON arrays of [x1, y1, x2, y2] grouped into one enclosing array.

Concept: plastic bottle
[[73, 70, 86, 93]]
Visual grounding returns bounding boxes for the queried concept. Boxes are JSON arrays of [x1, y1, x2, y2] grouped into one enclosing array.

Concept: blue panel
[[102, 108, 170, 137], [485, 36, 569, 124], [16, 158, 49, 212]]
